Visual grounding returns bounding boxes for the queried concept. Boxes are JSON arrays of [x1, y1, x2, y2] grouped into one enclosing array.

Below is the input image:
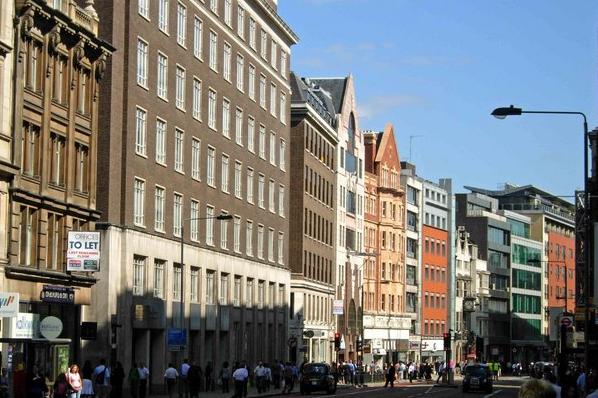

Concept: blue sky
[[279, 0, 598, 199]]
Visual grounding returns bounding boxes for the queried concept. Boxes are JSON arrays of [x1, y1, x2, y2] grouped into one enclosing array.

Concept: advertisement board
[[332, 300, 344, 315], [67, 231, 100, 271], [0, 293, 19, 318]]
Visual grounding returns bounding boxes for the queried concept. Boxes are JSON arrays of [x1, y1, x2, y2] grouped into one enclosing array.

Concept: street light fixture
[[179, 213, 233, 353], [492, 104, 590, 367]]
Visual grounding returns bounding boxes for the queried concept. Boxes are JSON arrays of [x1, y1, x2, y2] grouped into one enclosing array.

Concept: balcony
[[47, 0, 99, 35]]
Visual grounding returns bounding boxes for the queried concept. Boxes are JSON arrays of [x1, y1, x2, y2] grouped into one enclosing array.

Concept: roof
[[308, 78, 349, 114], [464, 184, 574, 210], [290, 72, 336, 128]]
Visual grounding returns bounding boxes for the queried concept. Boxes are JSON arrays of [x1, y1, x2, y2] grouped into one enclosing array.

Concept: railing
[[499, 203, 575, 222], [67, 1, 98, 35]]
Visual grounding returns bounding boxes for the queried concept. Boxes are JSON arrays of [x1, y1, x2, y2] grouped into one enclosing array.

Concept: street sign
[[561, 316, 573, 328]]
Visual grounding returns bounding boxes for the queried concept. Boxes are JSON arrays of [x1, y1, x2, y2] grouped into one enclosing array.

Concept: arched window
[[348, 113, 356, 149]]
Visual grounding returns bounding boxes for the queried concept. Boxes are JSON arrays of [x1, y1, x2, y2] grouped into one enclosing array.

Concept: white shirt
[[92, 365, 111, 386], [255, 366, 266, 377], [164, 367, 178, 379], [138, 367, 150, 380], [181, 363, 191, 377], [587, 390, 598, 398], [233, 367, 248, 381]]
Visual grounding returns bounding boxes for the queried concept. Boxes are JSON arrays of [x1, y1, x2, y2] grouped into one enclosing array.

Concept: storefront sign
[[40, 285, 75, 304], [67, 231, 100, 272], [7, 313, 40, 339], [421, 339, 444, 352], [332, 300, 344, 315], [40, 316, 63, 339], [0, 292, 19, 317]]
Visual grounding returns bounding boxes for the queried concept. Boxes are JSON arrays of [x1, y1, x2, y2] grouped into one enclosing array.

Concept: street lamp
[[179, 213, 233, 352], [492, 104, 591, 366]]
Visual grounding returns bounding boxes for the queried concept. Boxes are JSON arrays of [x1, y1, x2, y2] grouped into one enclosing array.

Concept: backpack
[[96, 368, 106, 385]]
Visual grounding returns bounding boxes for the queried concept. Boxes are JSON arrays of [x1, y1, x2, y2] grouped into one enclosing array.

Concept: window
[[280, 92, 286, 124], [222, 99, 230, 137], [246, 278, 254, 305], [206, 205, 215, 245], [258, 174, 265, 208], [206, 271, 215, 304], [281, 51, 287, 76], [233, 216, 241, 252], [158, 0, 169, 33], [133, 255, 146, 295], [176, 2, 186, 46], [174, 128, 184, 172], [259, 74, 266, 108], [22, 122, 40, 177], [209, 31, 218, 71], [192, 78, 202, 120], [207, 146, 215, 186], [154, 186, 165, 232], [221, 154, 229, 193], [234, 276, 241, 306], [134, 178, 145, 226], [237, 6, 245, 38], [246, 220, 253, 256], [234, 161, 242, 198], [136, 38, 148, 87], [155, 118, 167, 164], [247, 116, 255, 153], [25, 40, 42, 92], [269, 131, 276, 165], [279, 139, 286, 171], [220, 212, 229, 249], [46, 213, 63, 270], [190, 267, 199, 301], [268, 179, 275, 213], [247, 168, 254, 204], [193, 17, 203, 59], [270, 40, 277, 69], [248, 65, 256, 100], [208, 89, 217, 129], [157, 52, 168, 99], [171, 192, 183, 238], [175, 65, 186, 110], [259, 125, 266, 159], [257, 224, 264, 258], [138, 0, 149, 18], [210, 0, 218, 13], [191, 138, 201, 180], [50, 133, 65, 186], [235, 108, 243, 145], [154, 259, 165, 298], [190, 199, 200, 241], [223, 43, 231, 81], [224, 0, 232, 26], [278, 232, 284, 264], [74, 143, 89, 193], [173, 264, 182, 300], [278, 185, 285, 217], [268, 228, 274, 262], [236, 54, 244, 91], [260, 29, 268, 59], [19, 206, 38, 266], [135, 107, 147, 156], [249, 18, 256, 49]]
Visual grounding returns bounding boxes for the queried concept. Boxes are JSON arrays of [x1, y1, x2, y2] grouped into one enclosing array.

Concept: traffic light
[[356, 339, 363, 352], [443, 332, 451, 350], [334, 332, 341, 350]]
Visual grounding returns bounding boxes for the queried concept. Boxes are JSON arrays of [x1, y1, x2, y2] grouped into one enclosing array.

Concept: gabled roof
[[374, 123, 400, 164], [309, 77, 348, 114]]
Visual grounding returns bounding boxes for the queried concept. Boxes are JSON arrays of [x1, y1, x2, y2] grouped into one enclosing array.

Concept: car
[[462, 364, 492, 393], [299, 363, 337, 395]]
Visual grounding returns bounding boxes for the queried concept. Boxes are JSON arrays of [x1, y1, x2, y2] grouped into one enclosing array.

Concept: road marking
[[483, 389, 503, 398], [425, 385, 435, 394]]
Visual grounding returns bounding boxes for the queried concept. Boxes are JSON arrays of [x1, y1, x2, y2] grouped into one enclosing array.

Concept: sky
[[278, 0, 598, 200]]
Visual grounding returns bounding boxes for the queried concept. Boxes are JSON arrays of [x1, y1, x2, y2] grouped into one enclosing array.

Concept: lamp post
[[179, 213, 233, 354], [492, 105, 591, 367]]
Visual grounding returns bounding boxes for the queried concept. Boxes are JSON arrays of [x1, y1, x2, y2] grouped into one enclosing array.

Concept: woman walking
[[66, 364, 83, 398]]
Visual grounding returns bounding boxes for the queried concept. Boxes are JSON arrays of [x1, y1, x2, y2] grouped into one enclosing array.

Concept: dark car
[[462, 364, 492, 393], [299, 363, 337, 395]]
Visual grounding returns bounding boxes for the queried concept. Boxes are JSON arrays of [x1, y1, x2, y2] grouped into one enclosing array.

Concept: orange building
[[547, 230, 576, 312]]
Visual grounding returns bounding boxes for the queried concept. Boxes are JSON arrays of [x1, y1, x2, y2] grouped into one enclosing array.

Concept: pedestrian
[[205, 361, 213, 392], [282, 362, 294, 394], [254, 362, 266, 393], [65, 364, 83, 398], [53, 373, 70, 398], [82, 361, 93, 380], [92, 359, 111, 398], [137, 362, 150, 398], [80, 376, 94, 398], [110, 361, 125, 398], [219, 361, 230, 393], [187, 362, 201, 398], [179, 359, 190, 398], [519, 378, 556, 398], [164, 363, 178, 398], [232, 362, 248, 398], [128, 363, 139, 398], [271, 361, 281, 389], [384, 363, 395, 388], [436, 362, 445, 383], [577, 367, 587, 397], [28, 367, 48, 398]]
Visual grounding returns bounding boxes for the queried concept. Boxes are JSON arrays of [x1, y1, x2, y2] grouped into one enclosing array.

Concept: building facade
[[288, 73, 338, 364], [96, 0, 297, 388], [363, 124, 410, 365], [2, 0, 111, 385]]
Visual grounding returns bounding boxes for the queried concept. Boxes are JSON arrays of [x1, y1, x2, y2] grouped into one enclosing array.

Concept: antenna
[[408, 135, 424, 162]]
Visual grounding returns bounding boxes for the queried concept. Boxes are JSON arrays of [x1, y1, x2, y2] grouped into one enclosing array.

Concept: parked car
[[462, 364, 492, 393], [300, 363, 337, 395]]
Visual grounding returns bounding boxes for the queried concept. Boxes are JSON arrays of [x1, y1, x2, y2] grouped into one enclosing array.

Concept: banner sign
[[8, 313, 40, 339], [40, 285, 75, 304], [0, 293, 19, 317], [67, 231, 100, 272], [332, 300, 344, 315]]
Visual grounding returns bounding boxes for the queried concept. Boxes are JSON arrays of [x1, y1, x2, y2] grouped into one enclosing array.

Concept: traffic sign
[[561, 316, 573, 327]]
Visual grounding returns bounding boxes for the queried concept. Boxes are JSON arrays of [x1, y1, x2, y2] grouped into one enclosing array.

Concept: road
[[286, 376, 526, 398]]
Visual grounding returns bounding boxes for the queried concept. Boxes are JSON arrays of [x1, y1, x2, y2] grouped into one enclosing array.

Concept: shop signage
[[420, 339, 444, 352], [167, 328, 186, 351], [40, 316, 63, 339], [40, 285, 75, 304], [0, 292, 19, 317], [8, 313, 40, 339], [67, 231, 100, 272], [332, 300, 344, 315]]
